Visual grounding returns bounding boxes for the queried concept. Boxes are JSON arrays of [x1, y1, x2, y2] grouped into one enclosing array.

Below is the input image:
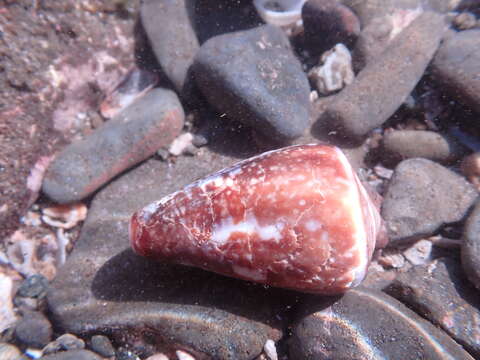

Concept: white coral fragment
[[309, 43, 354, 95]]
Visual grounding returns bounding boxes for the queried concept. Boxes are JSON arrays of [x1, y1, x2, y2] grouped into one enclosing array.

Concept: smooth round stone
[[15, 311, 52, 349], [382, 130, 464, 164], [43, 334, 85, 354], [381, 158, 477, 244], [0, 343, 22, 360], [462, 200, 480, 290], [193, 25, 310, 143], [42, 88, 184, 204], [17, 274, 49, 298], [40, 349, 104, 360], [90, 335, 115, 358], [140, 0, 199, 92], [432, 29, 480, 113], [315, 12, 445, 144], [289, 287, 474, 359]]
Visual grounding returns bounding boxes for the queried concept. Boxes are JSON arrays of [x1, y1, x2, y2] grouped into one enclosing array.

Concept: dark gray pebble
[[43, 334, 85, 354], [381, 158, 477, 244], [90, 335, 115, 358], [42, 88, 184, 204], [386, 258, 480, 358], [315, 12, 445, 143], [432, 29, 480, 113], [290, 287, 474, 359], [193, 25, 310, 143], [40, 349, 104, 360], [140, 0, 199, 92], [15, 311, 52, 349], [382, 130, 465, 164], [17, 274, 49, 299], [462, 200, 480, 289]]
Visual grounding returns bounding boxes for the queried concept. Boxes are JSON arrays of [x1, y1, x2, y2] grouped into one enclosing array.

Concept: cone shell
[[130, 144, 385, 294]]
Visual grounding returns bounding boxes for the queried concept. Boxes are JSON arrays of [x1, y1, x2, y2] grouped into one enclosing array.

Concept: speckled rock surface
[[289, 287, 473, 360], [47, 142, 295, 359], [462, 200, 480, 289], [386, 258, 480, 358], [140, 0, 199, 92], [42, 89, 184, 203], [381, 158, 477, 244], [432, 29, 480, 113], [193, 25, 310, 143], [314, 12, 445, 143]]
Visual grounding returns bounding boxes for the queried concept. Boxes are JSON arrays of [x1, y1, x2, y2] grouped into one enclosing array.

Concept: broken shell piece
[[42, 203, 87, 229], [100, 67, 158, 119], [253, 0, 307, 27], [176, 350, 195, 360], [168, 133, 196, 156], [308, 43, 354, 95], [27, 155, 55, 207], [130, 144, 386, 294], [264, 339, 278, 360]]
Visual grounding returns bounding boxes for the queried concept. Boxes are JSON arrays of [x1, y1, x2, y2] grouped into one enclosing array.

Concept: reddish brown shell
[[130, 144, 385, 294]]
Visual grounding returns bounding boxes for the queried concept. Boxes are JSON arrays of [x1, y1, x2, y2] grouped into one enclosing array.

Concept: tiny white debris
[[264, 339, 278, 360], [176, 350, 195, 360], [299, 199, 306, 206], [168, 133, 195, 156], [308, 43, 354, 95], [403, 239, 433, 266], [56, 228, 69, 266]]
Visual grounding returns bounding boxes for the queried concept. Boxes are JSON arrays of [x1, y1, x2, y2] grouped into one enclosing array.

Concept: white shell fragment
[[264, 339, 279, 360], [253, 0, 307, 27]]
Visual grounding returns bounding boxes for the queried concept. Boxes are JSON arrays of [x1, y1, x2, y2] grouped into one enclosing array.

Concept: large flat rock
[[289, 287, 473, 359], [386, 258, 480, 358]]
